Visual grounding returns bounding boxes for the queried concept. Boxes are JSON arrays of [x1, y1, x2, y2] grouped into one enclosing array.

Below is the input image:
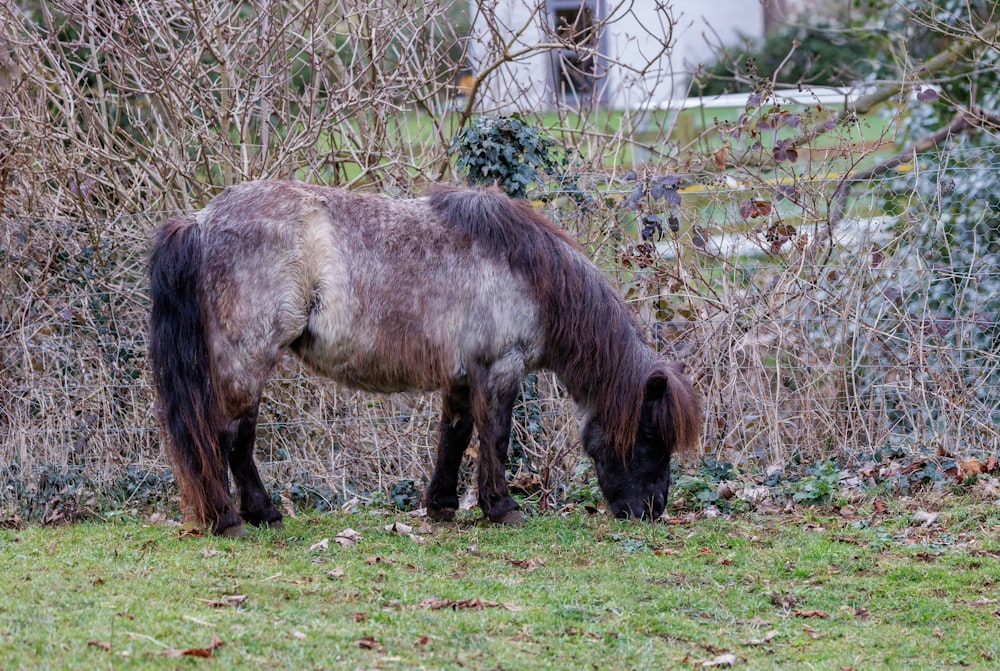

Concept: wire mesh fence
[[3, 147, 998, 520]]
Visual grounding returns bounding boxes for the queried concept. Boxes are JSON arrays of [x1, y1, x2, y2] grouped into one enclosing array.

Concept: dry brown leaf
[[335, 528, 362, 546], [280, 493, 298, 519], [769, 592, 798, 610], [714, 147, 727, 170], [385, 521, 413, 535], [327, 567, 345, 579], [308, 538, 330, 552], [202, 594, 247, 608], [162, 634, 224, 658], [419, 597, 521, 612], [87, 640, 111, 652], [746, 630, 779, 645], [702, 653, 736, 667], [794, 609, 830, 618], [960, 457, 983, 477], [509, 557, 545, 570], [356, 636, 379, 650]]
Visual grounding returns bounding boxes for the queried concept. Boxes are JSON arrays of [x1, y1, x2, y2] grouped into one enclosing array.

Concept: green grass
[[3, 497, 998, 669]]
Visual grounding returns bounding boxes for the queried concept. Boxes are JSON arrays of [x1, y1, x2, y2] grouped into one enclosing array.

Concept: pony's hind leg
[[425, 385, 474, 521], [228, 408, 283, 529]]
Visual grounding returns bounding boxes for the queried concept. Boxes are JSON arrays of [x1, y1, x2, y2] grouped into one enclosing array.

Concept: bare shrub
[[2, 0, 997, 520]]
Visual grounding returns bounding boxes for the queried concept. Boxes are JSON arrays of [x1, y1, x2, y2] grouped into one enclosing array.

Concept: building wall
[[467, 0, 765, 111]]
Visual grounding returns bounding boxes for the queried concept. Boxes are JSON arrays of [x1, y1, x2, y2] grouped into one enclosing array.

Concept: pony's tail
[[148, 217, 226, 530], [654, 362, 703, 459]]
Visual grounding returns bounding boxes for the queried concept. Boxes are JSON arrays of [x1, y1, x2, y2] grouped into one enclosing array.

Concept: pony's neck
[[541, 257, 654, 452]]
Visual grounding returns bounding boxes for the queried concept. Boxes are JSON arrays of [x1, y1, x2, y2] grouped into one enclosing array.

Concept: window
[[548, 1, 605, 105]]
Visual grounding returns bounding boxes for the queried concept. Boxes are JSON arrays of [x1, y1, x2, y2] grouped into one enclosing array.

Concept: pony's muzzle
[[611, 491, 666, 520]]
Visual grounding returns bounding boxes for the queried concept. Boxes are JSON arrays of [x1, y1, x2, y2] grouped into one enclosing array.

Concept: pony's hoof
[[218, 524, 248, 538], [426, 506, 456, 522], [493, 509, 525, 525]]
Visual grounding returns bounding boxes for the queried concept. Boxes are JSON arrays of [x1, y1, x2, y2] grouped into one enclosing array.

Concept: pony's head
[[582, 363, 701, 520]]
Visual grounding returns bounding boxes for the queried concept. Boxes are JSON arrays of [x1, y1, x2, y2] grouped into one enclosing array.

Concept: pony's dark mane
[[426, 185, 655, 458]]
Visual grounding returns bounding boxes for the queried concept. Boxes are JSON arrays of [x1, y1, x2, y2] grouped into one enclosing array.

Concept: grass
[[2, 495, 999, 669]]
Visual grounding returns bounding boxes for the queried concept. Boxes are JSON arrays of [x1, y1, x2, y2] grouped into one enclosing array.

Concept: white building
[[466, 0, 772, 111]]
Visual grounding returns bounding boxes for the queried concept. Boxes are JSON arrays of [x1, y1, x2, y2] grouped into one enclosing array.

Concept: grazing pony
[[148, 180, 701, 536]]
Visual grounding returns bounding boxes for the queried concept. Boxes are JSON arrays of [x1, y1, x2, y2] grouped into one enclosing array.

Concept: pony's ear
[[645, 369, 669, 400]]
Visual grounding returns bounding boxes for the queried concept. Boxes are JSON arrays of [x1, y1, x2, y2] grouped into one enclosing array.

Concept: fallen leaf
[[419, 597, 521, 612], [87, 640, 112, 652], [415, 635, 429, 646], [802, 623, 819, 639], [201, 548, 220, 558], [178, 528, 204, 540], [653, 548, 678, 556], [202, 594, 248, 608], [356, 636, 379, 650], [385, 521, 413, 536], [162, 634, 224, 658], [335, 528, 362, 547], [702, 653, 736, 667], [354, 612, 368, 623], [291, 631, 307, 641], [327, 567, 345, 579], [769, 592, 798, 610], [509, 557, 545, 570], [794, 609, 830, 618], [280, 492, 298, 519], [309, 538, 330, 552], [416, 522, 434, 535], [746, 630, 779, 645], [913, 510, 938, 527], [960, 458, 983, 477]]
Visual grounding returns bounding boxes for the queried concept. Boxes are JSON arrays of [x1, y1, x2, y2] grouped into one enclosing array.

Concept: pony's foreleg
[[470, 357, 525, 525], [424, 385, 474, 521], [227, 408, 283, 529]]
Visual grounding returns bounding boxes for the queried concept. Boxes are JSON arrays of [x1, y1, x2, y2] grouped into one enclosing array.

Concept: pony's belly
[[292, 332, 456, 394]]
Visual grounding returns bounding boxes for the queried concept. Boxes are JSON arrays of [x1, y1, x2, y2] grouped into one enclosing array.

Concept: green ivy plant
[[450, 114, 567, 199]]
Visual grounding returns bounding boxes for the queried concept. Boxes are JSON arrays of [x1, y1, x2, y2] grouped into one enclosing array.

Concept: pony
[[148, 180, 701, 536]]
